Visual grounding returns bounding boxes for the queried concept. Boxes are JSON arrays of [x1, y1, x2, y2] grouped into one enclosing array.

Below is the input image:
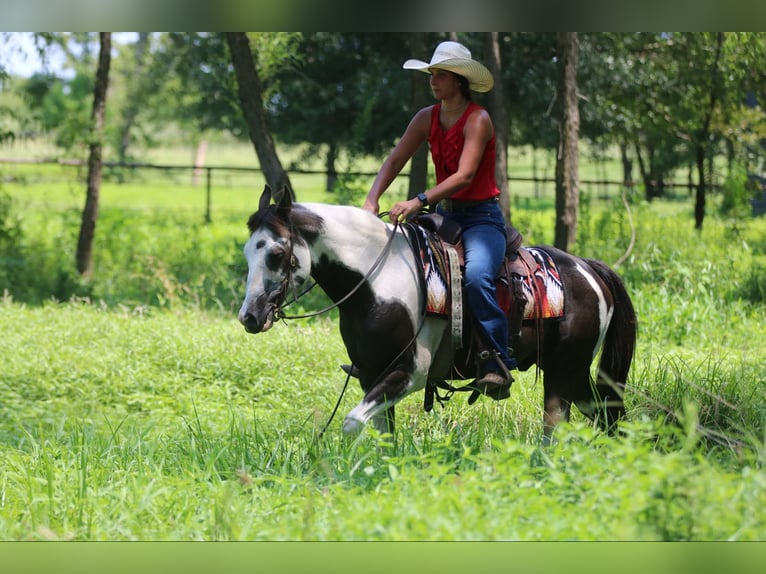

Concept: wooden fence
[[1, 157, 722, 222]]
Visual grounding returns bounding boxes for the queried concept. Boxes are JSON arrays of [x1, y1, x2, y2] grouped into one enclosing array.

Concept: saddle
[[412, 212, 538, 338], [410, 213, 563, 411]]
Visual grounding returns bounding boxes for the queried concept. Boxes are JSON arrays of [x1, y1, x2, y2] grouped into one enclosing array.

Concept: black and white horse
[[238, 186, 637, 441]]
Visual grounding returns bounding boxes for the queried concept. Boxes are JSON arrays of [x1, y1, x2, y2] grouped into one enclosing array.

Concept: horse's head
[[238, 185, 319, 333]]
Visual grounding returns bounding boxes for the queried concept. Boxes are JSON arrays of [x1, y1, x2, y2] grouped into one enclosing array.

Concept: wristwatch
[[416, 192, 428, 206]]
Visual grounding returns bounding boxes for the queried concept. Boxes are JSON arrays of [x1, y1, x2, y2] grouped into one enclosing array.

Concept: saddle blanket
[[512, 247, 565, 321], [408, 225, 565, 321], [407, 224, 452, 316]]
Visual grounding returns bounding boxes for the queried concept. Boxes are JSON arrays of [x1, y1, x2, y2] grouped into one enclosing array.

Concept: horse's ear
[[258, 185, 273, 212], [274, 184, 294, 213]]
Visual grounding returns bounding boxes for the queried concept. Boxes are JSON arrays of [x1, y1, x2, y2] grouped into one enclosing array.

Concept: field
[[1, 141, 765, 542]]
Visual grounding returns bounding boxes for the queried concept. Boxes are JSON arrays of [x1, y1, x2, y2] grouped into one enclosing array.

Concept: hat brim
[[403, 57, 494, 93]]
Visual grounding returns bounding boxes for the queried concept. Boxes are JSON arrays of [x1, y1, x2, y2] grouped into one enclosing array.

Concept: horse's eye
[[265, 245, 286, 272], [255, 240, 266, 249]]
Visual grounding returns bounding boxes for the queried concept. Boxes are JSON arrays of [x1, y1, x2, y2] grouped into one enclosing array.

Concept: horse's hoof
[[342, 414, 365, 435]]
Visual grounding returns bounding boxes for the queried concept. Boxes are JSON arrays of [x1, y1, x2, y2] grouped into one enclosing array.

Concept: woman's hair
[[453, 72, 472, 100]]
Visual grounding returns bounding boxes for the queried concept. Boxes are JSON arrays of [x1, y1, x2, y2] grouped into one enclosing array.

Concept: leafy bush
[[0, 193, 87, 302], [719, 164, 752, 218], [738, 256, 766, 303]]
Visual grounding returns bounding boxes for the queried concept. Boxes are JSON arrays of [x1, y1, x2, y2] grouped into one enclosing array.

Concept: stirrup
[[467, 351, 514, 405], [467, 371, 513, 405], [340, 364, 359, 378]]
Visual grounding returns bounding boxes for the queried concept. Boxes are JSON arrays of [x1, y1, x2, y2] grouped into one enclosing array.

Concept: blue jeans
[[437, 201, 517, 373]]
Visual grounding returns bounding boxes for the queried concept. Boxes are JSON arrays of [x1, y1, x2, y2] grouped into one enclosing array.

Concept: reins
[[317, 218, 432, 437], [268, 211, 428, 436]]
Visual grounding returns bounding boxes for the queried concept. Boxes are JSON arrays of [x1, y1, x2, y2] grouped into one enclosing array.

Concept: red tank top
[[429, 102, 500, 201]]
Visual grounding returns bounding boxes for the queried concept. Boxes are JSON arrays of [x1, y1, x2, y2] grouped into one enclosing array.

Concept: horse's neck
[[303, 203, 391, 269]]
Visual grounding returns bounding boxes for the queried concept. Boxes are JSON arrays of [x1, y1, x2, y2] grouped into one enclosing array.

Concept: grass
[[0, 301, 764, 540], [1, 142, 765, 540]]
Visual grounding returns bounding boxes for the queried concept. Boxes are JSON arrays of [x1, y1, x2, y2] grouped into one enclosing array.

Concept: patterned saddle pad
[[505, 247, 565, 321], [407, 225, 565, 322]]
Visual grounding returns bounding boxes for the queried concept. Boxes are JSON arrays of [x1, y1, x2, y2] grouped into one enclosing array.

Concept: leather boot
[[467, 352, 514, 404]]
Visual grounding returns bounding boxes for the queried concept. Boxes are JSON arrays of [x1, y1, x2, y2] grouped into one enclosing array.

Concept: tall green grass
[[1, 300, 764, 540]]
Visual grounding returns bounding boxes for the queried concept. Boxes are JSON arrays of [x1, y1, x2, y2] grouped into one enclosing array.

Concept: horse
[[238, 185, 637, 442]]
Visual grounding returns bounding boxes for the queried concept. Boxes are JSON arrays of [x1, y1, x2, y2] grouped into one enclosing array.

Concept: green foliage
[[267, 32, 413, 158], [0, 192, 85, 302], [0, 302, 764, 540], [327, 172, 369, 206], [20, 71, 94, 151], [738, 256, 766, 303], [719, 164, 752, 217]]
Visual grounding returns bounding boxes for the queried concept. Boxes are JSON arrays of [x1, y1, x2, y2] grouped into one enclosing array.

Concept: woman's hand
[[361, 197, 380, 214], [388, 197, 422, 223]]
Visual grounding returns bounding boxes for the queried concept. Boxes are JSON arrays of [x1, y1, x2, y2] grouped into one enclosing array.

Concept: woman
[[362, 40, 516, 397]]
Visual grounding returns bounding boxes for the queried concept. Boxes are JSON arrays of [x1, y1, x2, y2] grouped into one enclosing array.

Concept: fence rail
[[1, 157, 716, 222]]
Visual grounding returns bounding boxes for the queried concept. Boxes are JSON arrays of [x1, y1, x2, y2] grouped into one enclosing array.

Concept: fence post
[[205, 167, 212, 224]]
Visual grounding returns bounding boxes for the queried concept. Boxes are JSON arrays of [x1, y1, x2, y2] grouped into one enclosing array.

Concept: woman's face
[[429, 69, 461, 100]]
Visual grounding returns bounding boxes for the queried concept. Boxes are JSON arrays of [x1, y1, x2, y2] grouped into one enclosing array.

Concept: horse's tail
[[584, 258, 637, 425]]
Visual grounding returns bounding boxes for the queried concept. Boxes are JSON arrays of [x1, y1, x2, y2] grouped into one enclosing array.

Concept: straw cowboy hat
[[403, 41, 494, 93]]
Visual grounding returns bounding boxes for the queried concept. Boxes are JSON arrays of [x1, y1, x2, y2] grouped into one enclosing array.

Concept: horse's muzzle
[[238, 305, 275, 334]]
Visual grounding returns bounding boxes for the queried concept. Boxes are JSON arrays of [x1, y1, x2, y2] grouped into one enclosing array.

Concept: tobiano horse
[[238, 186, 637, 442]]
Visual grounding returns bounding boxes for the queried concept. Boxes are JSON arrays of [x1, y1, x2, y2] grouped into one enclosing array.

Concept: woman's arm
[[363, 107, 432, 214], [387, 108, 494, 223]]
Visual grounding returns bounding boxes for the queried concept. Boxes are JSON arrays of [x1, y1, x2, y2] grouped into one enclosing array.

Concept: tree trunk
[[694, 143, 707, 230], [620, 142, 633, 190], [636, 141, 662, 200], [485, 32, 511, 223], [225, 32, 292, 194], [407, 32, 430, 200], [554, 32, 580, 253], [76, 32, 111, 277], [326, 142, 338, 192], [694, 32, 725, 230], [634, 141, 650, 200]]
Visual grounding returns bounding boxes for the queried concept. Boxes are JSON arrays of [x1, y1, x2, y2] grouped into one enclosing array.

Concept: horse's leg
[[339, 366, 397, 435], [541, 362, 591, 445], [342, 367, 414, 436], [575, 375, 625, 434], [542, 393, 572, 446]]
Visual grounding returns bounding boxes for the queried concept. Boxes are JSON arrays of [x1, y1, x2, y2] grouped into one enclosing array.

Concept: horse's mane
[[247, 203, 325, 244]]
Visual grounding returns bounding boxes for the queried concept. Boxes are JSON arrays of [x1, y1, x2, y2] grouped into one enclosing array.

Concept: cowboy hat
[[403, 41, 494, 93]]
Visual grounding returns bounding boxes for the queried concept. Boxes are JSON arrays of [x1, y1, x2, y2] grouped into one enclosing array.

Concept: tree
[[266, 33, 412, 192], [579, 33, 766, 225], [484, 32, 511, 222], [226, 32, 292, 193], [554, 33, 580, 252], [406, 32, 432, 201], [692, 33, 725, 230], [117, 32, 151, 163], [147, 33, 241, 135], [75, 32, 111, 276]]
